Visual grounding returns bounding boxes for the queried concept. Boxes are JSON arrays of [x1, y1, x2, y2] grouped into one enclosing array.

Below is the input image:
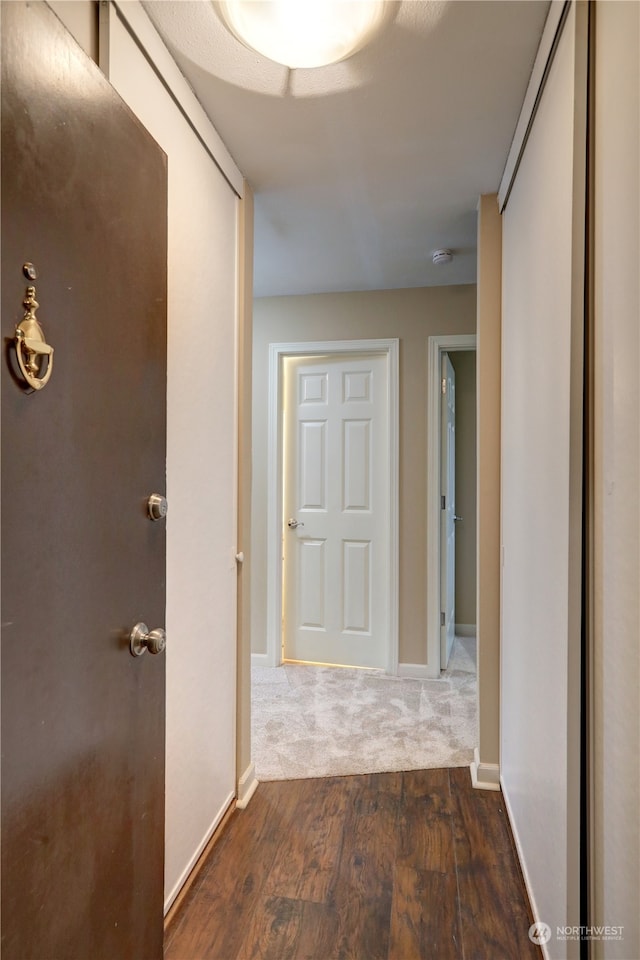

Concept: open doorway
[[427, 334, 477, 676], [251, 334, 478, 780], [446, 350, 477, 655]]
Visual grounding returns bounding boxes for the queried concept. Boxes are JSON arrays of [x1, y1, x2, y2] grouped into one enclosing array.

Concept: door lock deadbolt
[[147, 493, 168, 521]]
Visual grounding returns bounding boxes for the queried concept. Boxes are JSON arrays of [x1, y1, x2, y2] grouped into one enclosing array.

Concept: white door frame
[[267, 339, 399, 673], [426, 334, 477, 678]]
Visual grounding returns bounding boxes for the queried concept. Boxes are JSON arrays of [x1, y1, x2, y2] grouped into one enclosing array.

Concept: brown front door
[[1, 3, 167, 958]]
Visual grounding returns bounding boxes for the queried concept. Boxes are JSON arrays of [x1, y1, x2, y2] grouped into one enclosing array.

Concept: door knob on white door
[[454, 515, 463, 522], [287, 518, 304, 529], [130, 622, 166, 657]]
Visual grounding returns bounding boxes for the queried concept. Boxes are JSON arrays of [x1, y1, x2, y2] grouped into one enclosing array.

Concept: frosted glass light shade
[[218, 0, 386, 69]]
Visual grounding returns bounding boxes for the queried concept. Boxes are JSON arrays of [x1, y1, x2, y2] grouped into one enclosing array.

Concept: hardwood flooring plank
[[235, 896, 339, 960], [328, 774, 400, 958], [234, 896, 303, 960], [165, 784, 299, 959], [397, 796, 456, 874], [279, 900, 340, 960], [389, 866, 463, 960], [397, 770, 455, 874], [263, 777, 353, 904], [334, 775, 400, 902], [401, 767, 452, 802], [164, 896, 243, 960], [332, 896, 393, 960], [449, 767, 542, 960]]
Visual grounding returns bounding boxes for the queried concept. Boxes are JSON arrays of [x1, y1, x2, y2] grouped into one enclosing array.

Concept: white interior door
[[440, 352, 456, 667], [283, 354, 389, 668]]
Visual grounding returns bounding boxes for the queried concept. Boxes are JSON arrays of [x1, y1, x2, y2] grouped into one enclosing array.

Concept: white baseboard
[[236, 761, 259, 810], [501, 774, 551, 960], [398, 663, 448, 680], [470, 747, 501, 791], [398, 663, 429, 679], [163, 789, 234, 914], [455, 623, 477, 638], [251, 652, 270, 668]]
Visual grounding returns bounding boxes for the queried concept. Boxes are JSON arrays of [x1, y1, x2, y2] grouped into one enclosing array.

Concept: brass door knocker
[[15, 283, 54, 391]]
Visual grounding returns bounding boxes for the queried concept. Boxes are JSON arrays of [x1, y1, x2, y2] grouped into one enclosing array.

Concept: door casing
[[426, 334, 477, 678], [266, 339, 399, 674], [440, 352, 457, 668]]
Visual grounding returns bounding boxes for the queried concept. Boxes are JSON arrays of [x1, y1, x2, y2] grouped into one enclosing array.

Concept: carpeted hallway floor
[[252, 636, 477, 781]]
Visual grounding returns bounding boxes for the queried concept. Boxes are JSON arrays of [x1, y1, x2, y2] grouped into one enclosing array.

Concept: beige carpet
[[252, 636, 477, 781]]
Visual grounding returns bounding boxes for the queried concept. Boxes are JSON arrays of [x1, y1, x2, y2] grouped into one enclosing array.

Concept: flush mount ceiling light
[[217, 0, 387, 69]]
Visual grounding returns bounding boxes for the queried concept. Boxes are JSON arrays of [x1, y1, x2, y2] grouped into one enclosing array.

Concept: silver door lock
[[148, 493, 168, 521]]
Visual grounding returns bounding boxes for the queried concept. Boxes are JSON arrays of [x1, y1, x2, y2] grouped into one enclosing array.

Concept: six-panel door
[[283, 355, 389, 668]]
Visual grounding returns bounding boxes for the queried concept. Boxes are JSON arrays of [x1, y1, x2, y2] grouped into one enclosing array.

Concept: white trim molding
[[236, 762, 259, 810], [498, 0, 570, 211], [470, 747, 501, 792], [398, 663, 430, 680], [104, 1, 243, 197], [267, 339, 400, 674], [426, 334, 477, 679], [250, 652, 270, 669]]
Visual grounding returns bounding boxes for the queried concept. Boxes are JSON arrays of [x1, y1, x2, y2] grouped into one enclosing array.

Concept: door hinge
[[440, 611, 446, 627], [442, 377, 447, 395], [441, 495, 446, 510]]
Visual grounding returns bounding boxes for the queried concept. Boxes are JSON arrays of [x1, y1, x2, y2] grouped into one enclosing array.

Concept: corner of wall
[[475, 193, 502, 772], [470, 747, 500, 791], [236, 180, 255, 796], [236, 761, 259, 810]]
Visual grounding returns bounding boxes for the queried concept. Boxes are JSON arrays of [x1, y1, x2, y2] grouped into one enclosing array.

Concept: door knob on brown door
[[130, 622, 166, 657]]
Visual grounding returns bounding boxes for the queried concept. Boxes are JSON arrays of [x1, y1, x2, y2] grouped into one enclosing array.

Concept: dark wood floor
[[164, 768, 541, 960]]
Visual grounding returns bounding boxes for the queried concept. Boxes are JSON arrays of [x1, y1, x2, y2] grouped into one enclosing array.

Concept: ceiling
[[142, 0, 550, 298]]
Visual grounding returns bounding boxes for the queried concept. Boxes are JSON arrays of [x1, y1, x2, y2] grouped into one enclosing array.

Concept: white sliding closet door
[[500, 3, 587, 955], [105, 6, 240, 911], [592, 3, 640, 957]]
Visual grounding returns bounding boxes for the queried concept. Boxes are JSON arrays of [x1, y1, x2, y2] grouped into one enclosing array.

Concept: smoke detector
[[432, 249, 453, 266]]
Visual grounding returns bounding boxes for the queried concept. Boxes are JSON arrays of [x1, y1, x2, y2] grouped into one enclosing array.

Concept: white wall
[[592, 3, 640, 956], [500, 4, 585, 955], [104, 3, 242, 911]]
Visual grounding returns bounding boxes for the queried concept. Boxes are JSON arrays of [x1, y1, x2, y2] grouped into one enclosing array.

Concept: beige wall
[[252, 284, 476, 666], [449, 351, 477, 628]]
